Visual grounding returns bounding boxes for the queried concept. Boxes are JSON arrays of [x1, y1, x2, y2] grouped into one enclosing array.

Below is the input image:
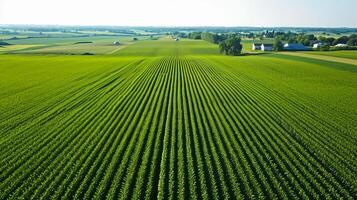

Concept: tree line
[[202, 32, 243, 56], [182, 31, 357, 53], [186, 32, 243, 56], [272, 33, 357, 51], [276, 32, 356, 46]]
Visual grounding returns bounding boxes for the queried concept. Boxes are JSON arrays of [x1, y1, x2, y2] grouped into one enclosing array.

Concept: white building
[[313, 43, 325, 48], [335, 43, 348, 47], [252, 43, 262, 50], [261, 44, 273, 51]]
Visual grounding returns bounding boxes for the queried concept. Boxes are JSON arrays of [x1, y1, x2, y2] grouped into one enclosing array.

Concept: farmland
[[305, 50, 357, 60], [0, 35, 149, 55], [0, 38, 357, 199]]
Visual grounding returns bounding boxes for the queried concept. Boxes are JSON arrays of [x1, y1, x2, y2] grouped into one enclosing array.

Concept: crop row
[[0, 56, 356, 199]]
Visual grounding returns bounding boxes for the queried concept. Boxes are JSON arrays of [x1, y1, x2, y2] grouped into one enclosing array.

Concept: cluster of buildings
[[253, 42, 350, 51], [313, 43, 349, 48], [252, 43, 308, 51]]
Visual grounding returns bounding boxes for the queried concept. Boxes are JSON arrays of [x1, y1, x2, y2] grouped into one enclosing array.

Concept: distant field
[[0, 45, 40, 52], [0, 39, 356, 199], [113, 38, 220, 56], [279, 52, 357, 66], [305, 50, 357, 60], [0, 35, 12, 40], [0, 35, 148, 54], [17, 42, 126, 55], [2, 36, 128, 45]]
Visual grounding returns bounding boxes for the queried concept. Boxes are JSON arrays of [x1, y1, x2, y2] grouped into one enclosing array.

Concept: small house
[[261, 44, 273, 51], [252, 43, 262, 50], [113, 41, 120, 45], [284, 43, 308, 51]]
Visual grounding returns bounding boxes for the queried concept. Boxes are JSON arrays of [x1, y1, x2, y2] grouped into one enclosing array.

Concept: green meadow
[[0, 38, 356, 199]]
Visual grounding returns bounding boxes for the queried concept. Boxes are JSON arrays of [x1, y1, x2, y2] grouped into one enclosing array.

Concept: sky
[[0, 0, 356, 27]]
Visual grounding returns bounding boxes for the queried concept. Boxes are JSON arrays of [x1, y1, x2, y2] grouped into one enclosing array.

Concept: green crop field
[[304, 50, 357, 60], [0, 39, 356, 199]]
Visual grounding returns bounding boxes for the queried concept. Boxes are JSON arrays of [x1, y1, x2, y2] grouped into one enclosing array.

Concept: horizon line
[[1, 24, 357, 29]]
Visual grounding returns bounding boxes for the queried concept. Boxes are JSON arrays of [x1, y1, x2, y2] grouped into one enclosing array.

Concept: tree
[[333, 36, 349, 45], [219, 36, 242, 56], [219, 42, 229, 55], [273, 38, 284, 51], [347, 38, 357, 46], [326, 37, 336, 45], [347, 35, 357, 46]]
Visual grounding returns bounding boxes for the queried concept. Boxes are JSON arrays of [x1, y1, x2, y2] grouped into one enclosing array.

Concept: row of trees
[[201, 32, 227, 44], [271, 33, 357, 51], [184, 31, 356, 54], [187, 32, 202, 40], [197, 32, 243, 56], [183, 30, 357, 47], [274, 33, 317, 46], [188, 32, 243, 56], [318, 34, 357, 46], [257, 30, 357, 47]]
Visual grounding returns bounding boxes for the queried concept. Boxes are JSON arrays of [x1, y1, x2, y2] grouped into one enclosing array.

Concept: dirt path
[[279, 52, 357, 66]]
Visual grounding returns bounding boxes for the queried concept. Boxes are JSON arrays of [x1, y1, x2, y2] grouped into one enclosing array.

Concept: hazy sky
[[0, 0, 356, 27]]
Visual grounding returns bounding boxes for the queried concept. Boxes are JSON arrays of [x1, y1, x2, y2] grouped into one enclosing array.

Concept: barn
[[252, 43, 262, 50], [253, 43, 273, 51], [261, 44, 273, 51]]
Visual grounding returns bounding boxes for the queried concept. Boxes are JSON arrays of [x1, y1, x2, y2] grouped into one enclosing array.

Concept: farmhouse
[[313, 43, 325, 48], [284, 43, 308, 51], [261, 44, 273, 51], [252, 43, 262, 50]]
